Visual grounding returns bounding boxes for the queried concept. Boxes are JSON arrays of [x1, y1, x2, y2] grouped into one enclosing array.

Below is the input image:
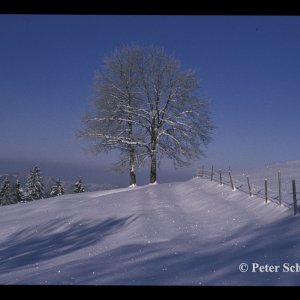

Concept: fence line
[[196, 165, 299, 216]]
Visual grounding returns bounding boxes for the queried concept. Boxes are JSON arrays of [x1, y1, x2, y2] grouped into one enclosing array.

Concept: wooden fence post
[[229, 171, 235, 191], [211, 165, 214, 181], [292, 179, 297, 216], [201, 165, 204, 178], [247, 177, 252, 197], [278, 171, 282, 206], [219, 169, 222, 185], [264, 179, 268, 204]]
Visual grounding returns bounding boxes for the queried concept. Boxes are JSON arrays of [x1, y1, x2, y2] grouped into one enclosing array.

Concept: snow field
[[0, 176, 299, 285]]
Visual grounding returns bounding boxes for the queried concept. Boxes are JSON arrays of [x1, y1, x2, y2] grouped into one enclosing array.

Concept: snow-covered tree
[[74, 177, 84, 193], [26, 166, 46, 200], [79, 45, 214, 184], [79, 45, 147, 186], [0, 178, 11, 205], [50, 178, 64, 197], [12, 180, 24, 203]]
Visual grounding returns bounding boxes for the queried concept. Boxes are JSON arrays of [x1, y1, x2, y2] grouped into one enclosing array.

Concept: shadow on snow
[[0, 215, 137, 275]]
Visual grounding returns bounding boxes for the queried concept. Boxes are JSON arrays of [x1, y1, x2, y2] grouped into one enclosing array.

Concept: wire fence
[[196, 165, 299, 216]]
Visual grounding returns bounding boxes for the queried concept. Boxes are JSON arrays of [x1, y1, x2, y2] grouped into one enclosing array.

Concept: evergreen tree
[[26, 166, 46, 200], [74, 177, 84, 193], [12, 180, 23, 203], [0, 178, 11, 205], [50, 178, 64, 197]]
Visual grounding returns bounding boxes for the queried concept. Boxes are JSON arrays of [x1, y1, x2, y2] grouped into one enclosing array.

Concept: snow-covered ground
[[1, 170, 300, 286], [201, 161, 300, 208]]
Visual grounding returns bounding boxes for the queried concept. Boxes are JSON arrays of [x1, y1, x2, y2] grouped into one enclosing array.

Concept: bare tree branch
[[78, 44, 214, 184]]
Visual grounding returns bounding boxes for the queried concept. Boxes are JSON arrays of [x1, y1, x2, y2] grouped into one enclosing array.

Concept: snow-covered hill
[[231, 161, 300, 208], [0, 176, 299, 285], [199, 161, 300, 208]]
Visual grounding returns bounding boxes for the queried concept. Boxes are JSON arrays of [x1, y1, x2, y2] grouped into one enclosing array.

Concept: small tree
[[26, 166, 46, 200], [12, 180, 24, 203], [0, 178, 11, 205], [50, 178, 64, 197], [74, 177, 84, 193]]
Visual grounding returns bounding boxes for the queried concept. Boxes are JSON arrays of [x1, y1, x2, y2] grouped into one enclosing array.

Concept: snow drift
[[0, 176, 299, 285]]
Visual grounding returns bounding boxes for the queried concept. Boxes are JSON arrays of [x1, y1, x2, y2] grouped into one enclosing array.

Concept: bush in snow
[[74, 177, 84, 193], [50, 178, 64, 197]]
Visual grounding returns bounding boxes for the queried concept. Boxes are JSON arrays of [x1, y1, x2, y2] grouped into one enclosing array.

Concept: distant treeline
[[0, 166, 84, 206]]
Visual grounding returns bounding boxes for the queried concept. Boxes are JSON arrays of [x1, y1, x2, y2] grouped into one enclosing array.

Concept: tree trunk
[[150, 152, 157, 183], [129, 147, 136, 186], [128, 110, 136, 186]]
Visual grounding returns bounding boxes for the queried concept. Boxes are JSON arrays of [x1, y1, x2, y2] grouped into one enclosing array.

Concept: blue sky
[[1, 15, 300, 185]]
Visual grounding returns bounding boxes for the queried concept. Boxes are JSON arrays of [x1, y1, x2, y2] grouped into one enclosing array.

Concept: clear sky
[[1, 15, 300, 185]]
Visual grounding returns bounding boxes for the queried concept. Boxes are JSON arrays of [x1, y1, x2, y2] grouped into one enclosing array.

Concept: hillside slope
[[0, 177, 299, 285]]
